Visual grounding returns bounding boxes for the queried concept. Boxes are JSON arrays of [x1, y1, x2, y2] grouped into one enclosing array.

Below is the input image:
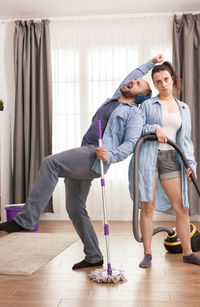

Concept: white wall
[[0, 23, 15, 117], [0, 22, 15, 206]]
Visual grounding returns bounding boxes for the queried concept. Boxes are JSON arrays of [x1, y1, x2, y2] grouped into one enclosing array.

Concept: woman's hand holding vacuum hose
[[186, 168, 197, 181], [155, 125, 168, 143]]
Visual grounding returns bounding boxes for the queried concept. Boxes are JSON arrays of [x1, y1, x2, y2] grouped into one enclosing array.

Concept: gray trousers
[[14, 146, 103, 263]]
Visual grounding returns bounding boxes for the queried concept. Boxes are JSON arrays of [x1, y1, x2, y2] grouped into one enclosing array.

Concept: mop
[[88, 120, 126, 283]]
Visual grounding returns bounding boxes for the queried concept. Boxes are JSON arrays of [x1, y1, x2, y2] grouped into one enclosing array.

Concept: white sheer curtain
[[49, 15, 173, 220]]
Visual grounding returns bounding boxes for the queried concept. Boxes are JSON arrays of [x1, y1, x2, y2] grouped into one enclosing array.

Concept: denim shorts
[[155, 150, 181, 181]]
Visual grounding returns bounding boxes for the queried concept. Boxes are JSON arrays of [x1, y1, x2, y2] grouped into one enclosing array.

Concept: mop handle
[[97, 120, 112, 275], [97, 120, 105, 186], [97, 119, 109, 230]]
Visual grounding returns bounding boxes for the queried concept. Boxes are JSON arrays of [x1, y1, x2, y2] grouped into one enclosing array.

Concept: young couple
[[0, 54, 199, 270]]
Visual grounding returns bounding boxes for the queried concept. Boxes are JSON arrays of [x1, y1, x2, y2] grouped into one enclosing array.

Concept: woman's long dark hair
[[151, 61, 182, 95]]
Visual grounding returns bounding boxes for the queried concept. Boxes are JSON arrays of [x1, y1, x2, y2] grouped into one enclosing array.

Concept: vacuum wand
[[144, 134, 200, 195], [132, 133, 200, 243]]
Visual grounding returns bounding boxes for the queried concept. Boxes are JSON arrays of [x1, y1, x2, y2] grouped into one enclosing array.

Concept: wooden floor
[[0, 220, 200, 307]]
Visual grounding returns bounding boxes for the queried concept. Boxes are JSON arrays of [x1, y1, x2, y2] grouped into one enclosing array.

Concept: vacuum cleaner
[[132, 133, 200, 253]]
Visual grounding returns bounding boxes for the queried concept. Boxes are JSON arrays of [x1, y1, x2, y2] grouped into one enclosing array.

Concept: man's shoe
[[72, 259, 103, 270], [0, 220, 26, 233]]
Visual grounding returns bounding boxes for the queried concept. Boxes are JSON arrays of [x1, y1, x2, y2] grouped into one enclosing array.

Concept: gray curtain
[[13, 20, 53, 212], [173, 14, 200, 215]]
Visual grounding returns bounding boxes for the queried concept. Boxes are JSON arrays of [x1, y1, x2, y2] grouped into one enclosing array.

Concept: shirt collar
[[109, 97, 137, 107], [152, 95, 185, 109]]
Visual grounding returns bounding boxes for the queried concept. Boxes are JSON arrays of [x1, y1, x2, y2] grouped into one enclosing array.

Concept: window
[[52, 49, 80, 153], [50, 16, 172, 219]]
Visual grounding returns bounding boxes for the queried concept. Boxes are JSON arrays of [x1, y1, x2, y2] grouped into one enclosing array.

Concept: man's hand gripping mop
[[88, 120, 126, 283]]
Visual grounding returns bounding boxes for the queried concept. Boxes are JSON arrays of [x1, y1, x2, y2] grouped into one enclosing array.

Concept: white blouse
[[159, 110, 182, 151]]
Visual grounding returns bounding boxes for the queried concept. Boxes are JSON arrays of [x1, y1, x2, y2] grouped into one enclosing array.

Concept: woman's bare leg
[[139, 178, 157, 267], [161, 177, 192, 256]]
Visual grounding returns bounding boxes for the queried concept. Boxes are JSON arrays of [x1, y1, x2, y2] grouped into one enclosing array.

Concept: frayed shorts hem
[[155, 170, 181, 181]]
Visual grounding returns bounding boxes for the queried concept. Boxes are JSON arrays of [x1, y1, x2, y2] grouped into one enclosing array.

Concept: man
[[0, 54, 163, 270]]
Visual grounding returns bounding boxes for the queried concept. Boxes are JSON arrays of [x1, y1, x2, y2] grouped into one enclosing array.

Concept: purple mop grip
[[107, 263, 112, 276], [104, 224, 109, 235], [97, 120, 102, 140], [101, 178, 105, 186]]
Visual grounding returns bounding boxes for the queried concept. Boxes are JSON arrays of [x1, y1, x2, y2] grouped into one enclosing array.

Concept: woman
[[129, 61, 200, 268]]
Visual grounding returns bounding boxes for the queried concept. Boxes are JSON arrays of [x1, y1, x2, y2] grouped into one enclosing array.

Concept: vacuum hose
[[133, 133, 200, 243]]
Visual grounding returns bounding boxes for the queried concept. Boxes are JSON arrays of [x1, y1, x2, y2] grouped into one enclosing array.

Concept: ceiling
[[0, 0, 200, 20]]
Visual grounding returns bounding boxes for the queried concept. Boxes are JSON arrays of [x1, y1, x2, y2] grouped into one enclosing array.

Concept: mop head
[[88, 268, 127, 283]]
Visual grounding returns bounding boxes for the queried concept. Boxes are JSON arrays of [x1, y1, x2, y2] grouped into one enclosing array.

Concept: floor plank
[[0, 220, 200, 306]]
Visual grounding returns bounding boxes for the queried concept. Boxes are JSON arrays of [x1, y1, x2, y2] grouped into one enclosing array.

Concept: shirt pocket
[[111, 115, 125, 141]]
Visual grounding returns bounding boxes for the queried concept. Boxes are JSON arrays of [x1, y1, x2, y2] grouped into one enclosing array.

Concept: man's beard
[[120, 87, 135, 99]]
